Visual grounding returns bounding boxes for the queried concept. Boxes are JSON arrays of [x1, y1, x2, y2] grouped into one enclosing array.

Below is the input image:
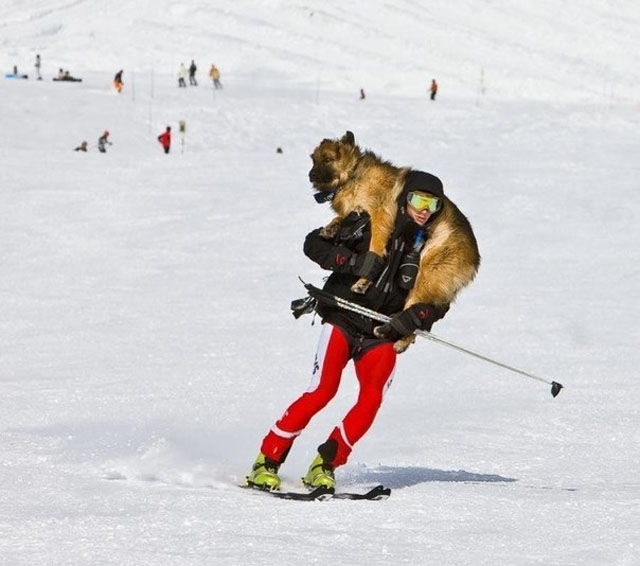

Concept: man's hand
[[374, 303, 444, 341]]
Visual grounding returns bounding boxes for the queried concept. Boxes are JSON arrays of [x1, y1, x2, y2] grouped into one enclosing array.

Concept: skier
[[178, 63, 187, 87], [247, 171, 478, 491], [114, 69, 124, 93], [430, 78, 438, 101], [157, 126, 171, 154], [35, 54, 42, 80], [188, 60, 197, 86], [97, 130, 112, 153], [209, 64, 222, 89]]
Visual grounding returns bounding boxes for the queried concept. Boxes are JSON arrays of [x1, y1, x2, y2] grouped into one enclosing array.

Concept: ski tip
[[331, 484, 391, 500], [551, 381, 563, 398], [368, 484, 391, 499]]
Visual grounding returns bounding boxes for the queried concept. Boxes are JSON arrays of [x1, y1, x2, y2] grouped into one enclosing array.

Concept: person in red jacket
[[429, 78, 438, 101], [157, 126, 171, 154]]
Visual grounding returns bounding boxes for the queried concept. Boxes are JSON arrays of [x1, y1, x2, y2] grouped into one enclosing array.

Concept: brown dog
[[309, 130, 408, 294], [309, 131, 480, 352]]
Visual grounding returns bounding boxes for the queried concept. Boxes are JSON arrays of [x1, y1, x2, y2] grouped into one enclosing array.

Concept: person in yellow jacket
[[209, 64, 222, 89]]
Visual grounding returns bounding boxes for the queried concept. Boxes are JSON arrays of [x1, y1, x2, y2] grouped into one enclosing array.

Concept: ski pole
[[302, 281, 563, 397], [413, 330, 563, 397]]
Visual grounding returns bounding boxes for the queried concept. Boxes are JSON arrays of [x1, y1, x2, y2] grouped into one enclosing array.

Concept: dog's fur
[[309, 131, 408, 293], [395, 196, 480, 351], [309, 131, 480, 352]]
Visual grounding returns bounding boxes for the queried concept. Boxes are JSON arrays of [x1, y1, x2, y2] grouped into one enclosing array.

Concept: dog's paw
[[319, 224, 339, 239], [350, 278, 372, 294], [393, 336, 415, 353]]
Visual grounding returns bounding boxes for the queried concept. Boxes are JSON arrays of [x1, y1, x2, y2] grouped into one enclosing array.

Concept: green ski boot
[[246, 453, 281, 491], [302, 453, 336, 490]]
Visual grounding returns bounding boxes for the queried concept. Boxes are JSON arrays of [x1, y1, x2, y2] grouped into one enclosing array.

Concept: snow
[[1, 1, 639, 564]]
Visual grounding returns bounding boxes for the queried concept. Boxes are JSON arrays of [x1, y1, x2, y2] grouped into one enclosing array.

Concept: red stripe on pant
[[261, 323, 396, 467]]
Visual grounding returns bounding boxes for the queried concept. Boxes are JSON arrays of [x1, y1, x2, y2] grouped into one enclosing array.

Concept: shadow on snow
[[344, 465, 517, 489]]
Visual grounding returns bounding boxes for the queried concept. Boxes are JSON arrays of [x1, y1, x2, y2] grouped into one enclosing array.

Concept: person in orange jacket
[[157, 126, 171, 154], [209, 64, 222, 89], [114, 70, 124, 93]]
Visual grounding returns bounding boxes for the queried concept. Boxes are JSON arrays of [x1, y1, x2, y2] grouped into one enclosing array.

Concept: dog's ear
[[341, 131, 355, 145]]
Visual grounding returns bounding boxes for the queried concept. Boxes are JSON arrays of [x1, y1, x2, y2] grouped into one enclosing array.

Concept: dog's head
[[308, 131, 360, 195]]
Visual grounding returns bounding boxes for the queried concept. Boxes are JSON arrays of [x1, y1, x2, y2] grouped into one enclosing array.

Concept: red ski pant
[[260, 323, 397, 468]]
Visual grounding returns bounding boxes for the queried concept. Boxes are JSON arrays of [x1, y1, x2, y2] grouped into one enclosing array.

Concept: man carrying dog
[[247, 170, 479, 491]]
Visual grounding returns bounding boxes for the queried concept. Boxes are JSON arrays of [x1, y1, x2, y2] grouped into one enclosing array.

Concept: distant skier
[[157, 126, 171, 154], [209, 64, 222, 89], [360, 88, 366, 100], [429, 78, 438, 101], [178, 63, 187, 88], [35, 54, 42, 80], [189, 60, 198, 86], [114, 69, 124, 93], [97, 130, 112, 153]]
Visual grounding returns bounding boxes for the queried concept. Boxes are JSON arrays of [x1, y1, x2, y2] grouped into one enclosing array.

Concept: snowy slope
[[2, 0, 639, 101], [1, 1, 640, 565]]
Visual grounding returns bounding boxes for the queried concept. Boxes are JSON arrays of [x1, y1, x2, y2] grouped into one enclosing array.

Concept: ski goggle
[[407, 192, 442, 213]]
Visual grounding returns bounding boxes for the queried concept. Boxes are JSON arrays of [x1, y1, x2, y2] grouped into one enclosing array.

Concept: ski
[[241, 484, 333, 501], [333, 484, 391, 500], [242, 484, 390, 501]]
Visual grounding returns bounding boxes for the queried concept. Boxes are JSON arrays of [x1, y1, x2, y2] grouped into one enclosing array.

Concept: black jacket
[[303, 208, 448, 338]]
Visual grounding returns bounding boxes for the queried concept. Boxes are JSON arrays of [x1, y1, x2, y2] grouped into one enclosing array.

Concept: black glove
[[374, 303, 448, 341], [335, 212, 370, 246], [304, 219, 383, 279], [327, 249, 383, 278]]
